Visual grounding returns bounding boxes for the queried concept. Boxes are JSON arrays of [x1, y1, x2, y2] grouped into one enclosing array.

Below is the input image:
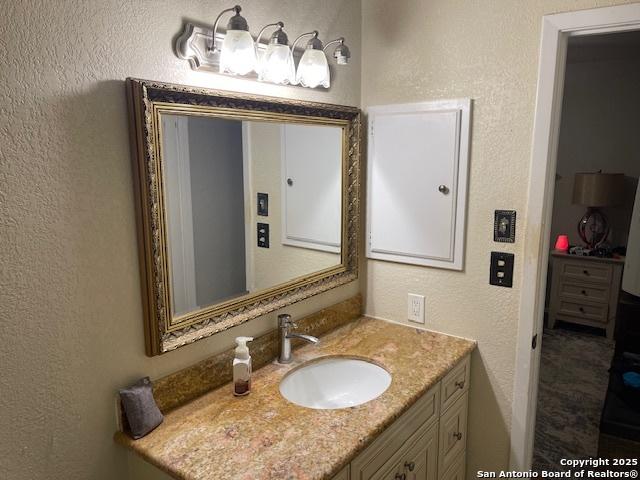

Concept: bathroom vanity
[[117, 315, 474, 480], [122, 80, 475, 479]]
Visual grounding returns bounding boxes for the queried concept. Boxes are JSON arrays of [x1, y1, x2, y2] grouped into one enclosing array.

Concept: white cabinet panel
[[281, 124, 342, 253], [366, 100, 471, 270]]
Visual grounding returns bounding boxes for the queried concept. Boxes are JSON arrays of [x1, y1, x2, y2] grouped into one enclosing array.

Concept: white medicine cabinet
[[366, 99, 471, 271]]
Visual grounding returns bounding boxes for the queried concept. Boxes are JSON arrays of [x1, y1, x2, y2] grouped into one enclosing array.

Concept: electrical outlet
[[408, 294, 425, 324]]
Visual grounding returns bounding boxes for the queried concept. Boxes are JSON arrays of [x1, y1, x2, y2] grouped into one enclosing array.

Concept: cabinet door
[[351, 385, 439, 480], [366, 99, 471, 271], [332, 465, 350, 480], [401, 421, 438, 480], [374, 421, 438, 480], [441, 451, 466, 480], [281, 123, 342, 253], [438, 392, 468, 474]]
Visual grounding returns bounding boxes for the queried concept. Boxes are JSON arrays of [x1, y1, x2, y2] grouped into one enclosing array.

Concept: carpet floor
[[532, 326, 615, 471]]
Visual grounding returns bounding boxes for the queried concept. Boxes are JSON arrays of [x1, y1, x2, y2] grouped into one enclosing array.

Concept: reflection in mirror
[[160, 115, 342, 317]]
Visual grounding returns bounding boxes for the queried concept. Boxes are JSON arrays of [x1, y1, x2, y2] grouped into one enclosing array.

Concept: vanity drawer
[[351, 384, 439, 480], [557, 300, 608, 323], [558, 282, 609, 304], [440, 451, 466, 480], [440, 356, 470, 413], [561, 262, 612, 285], [438, 392, 468, 474]]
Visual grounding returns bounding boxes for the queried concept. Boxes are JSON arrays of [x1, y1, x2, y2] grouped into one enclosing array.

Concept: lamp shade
[[219, 30, 257, 75], [259, 43, 295, 84], [572, 172, 624, 207], [296, 49, 330, 88]]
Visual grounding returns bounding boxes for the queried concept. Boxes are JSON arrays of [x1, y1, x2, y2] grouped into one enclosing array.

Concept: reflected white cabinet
[[281, 124, 342, 253], [366, 100, 471, 271]]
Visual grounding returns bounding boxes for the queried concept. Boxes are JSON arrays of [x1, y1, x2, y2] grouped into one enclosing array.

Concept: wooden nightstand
[[548, 252, 625, 339]]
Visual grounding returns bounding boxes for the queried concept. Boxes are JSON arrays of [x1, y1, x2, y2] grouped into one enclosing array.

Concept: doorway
[[510, 3, 640, 470]]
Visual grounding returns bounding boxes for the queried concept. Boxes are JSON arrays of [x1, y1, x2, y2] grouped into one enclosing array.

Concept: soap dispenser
[[233, 336, 254, 396]]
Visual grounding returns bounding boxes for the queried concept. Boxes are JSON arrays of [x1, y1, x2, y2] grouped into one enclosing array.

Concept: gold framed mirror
[[126, 79, 360, 355]]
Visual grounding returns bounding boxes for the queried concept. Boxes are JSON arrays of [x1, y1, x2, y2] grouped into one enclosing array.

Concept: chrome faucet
[[277, 313, 319, 363]]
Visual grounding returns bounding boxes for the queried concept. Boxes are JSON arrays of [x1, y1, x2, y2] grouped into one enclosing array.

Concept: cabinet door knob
[[581, 290, 587, 295], [438, 185, 450, 194], [583, 269, 589, 275], [287, 178, 293, 186], [579, 307, 585, 313], [453, 431, 463, 441], [404, 461, 415, 472], [455, 380, 465, 389]]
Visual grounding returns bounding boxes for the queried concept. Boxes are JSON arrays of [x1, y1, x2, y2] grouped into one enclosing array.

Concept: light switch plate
[[490, 252, 514, 287], [257, 192, 268, 216], [408, 293, 425, 324], [257, 223, 269, 248]]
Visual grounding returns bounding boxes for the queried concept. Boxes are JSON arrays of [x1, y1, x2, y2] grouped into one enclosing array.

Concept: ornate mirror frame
[[126, 78, 360, 355]]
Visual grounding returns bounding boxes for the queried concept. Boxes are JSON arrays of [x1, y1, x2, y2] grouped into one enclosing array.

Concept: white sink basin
[[279, 357, 391, 409]]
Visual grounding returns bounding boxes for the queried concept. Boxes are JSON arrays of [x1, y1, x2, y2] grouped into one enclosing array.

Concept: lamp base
[[577, 207, 609, 249]]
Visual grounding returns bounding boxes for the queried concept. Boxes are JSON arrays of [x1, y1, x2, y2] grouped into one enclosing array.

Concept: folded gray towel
[[119, 377, 163, 439]]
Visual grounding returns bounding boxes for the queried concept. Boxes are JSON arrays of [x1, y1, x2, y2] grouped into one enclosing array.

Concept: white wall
[[550, 52, 640, 247], [360, 0, 638, 475], [0, 1, 361, 479]]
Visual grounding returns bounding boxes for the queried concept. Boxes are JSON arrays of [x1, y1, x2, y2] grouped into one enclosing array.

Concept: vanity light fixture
[[210, 5, 256, 76], [293, 31, 330, 89], [174, 5, 352, 89], [256, 22, 295, 85]]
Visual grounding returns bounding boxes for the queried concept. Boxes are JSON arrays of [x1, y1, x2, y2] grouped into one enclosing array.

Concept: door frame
[[510, 3, 640, 469]]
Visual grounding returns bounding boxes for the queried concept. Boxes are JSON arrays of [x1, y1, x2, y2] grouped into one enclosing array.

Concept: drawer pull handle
[[404, 461, 415, 472], [395, 474, 406, 480], [581, 290, 587, 296], [453, 431, 463, 441], [583, 269, 589, 275], [455, 380, 465, 389], [579, 307, 585, 313]]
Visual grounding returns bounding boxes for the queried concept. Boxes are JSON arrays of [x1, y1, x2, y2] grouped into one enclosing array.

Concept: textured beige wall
[[361, 0, 637, 475], [0, 1, 360, 479], [247, 122, 340, 291]]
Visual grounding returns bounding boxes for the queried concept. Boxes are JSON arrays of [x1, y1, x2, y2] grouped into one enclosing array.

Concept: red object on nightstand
[[555, 234, 569, 252]]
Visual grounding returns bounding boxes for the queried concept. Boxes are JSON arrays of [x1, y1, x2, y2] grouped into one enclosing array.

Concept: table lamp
[[572, 172, 624, 248]]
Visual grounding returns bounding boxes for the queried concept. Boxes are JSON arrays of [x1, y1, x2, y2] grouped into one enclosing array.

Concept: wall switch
[[408, 293, 425, 324], [257, 223, 269, 248], [490, 251, 514, 287]]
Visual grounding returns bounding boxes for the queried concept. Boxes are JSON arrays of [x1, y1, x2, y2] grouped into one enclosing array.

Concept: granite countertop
[[115, 317, 476, 480]]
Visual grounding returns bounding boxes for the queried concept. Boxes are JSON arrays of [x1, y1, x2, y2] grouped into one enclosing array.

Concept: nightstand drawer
[[558, 300, 608, 323], [561, 262, 612, 284], [559, 282, 610, 304]]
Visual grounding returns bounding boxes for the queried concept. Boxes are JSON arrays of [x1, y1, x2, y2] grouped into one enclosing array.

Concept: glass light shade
[[259, 44, 295, 84], [219, 30, 257, 76], [295, 49, 330, 88]]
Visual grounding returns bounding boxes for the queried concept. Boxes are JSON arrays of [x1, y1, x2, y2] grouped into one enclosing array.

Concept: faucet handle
[[278, 314, 296, 328]]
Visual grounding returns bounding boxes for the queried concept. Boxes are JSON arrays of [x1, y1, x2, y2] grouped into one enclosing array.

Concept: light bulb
[[219, 30, 257, 76], [296, 49, 330, 88], [259, 44, 295, 84]]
